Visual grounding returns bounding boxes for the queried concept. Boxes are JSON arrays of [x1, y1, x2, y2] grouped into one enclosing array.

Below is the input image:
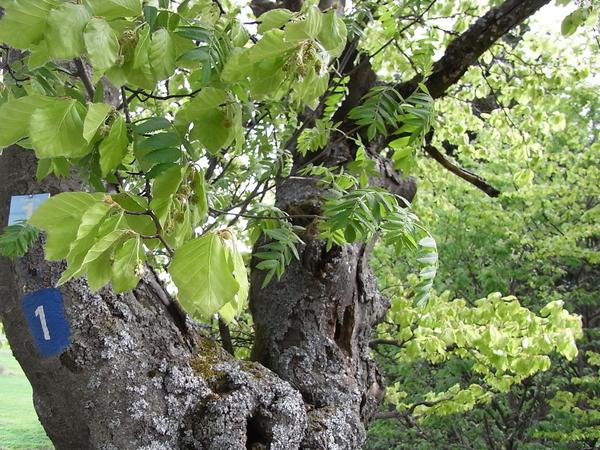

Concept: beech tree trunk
[[0, 146, 308, 450]]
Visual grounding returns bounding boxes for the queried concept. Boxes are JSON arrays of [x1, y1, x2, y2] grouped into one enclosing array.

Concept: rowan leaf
[[0, 222, 39, 258]]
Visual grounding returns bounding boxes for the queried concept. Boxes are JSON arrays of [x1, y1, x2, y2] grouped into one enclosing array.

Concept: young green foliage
[[0, 221, 39, 258]]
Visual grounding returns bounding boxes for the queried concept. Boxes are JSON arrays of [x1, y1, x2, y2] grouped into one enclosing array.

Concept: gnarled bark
[[0, 146, 306, 450]]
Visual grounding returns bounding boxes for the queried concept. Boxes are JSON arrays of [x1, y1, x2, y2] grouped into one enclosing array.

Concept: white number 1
[[34, 305, 51, 341]]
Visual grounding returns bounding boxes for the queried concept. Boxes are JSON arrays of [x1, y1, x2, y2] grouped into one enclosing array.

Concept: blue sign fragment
[[22, 289, 71, 358], [8, 193, 50, 225]]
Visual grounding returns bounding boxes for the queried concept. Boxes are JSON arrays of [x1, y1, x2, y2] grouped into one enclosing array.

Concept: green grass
[[0, 349, 53, 450]]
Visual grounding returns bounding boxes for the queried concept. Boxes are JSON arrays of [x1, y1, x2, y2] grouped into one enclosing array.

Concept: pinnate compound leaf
[[170, 233, 239, 319], [0, 222, 39, 258], [30, 99, 91, 159]]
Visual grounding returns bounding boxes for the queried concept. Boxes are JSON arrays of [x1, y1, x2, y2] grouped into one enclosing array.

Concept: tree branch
[[74, 57, 95, 100], [424, 133, 501, 198], [400, 0, 551, 99]]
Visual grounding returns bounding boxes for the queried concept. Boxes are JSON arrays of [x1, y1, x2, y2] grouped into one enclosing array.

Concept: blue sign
[[8, 193, 50, 225], [22, 289, 71, 358]]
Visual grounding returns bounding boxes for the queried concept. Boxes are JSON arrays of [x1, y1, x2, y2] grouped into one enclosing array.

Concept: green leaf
[[99, 115, 129, 176], [170, 233, 240, 318], [30, 99, 91, 159], [285, 5, 323, 42], [190, 169, 208, 226], [123, 26, 157, 90], [86, 252, 113, 291], [81, 229, 127, 267], [0, 222, 39, 258], [174, 25, 211, 42], [150, 165, 185, 226], [84, 0, 142, 18], [46, 3, 90, 59], [149, 28, 176, 80], [83, 103, 112, 143], [177, 87, 241, 154], [230, 240, 249, 310], [418, 237, 435, 248], [143, 4, 158, 30], [249, 29, 295, 61], [133, 117, 171, 134], [28, 40, 51, 69], [58, 201, 114, 284], [112, 236, 145, 293], [84, 18, 121, 74], [28, 192, 102, 260], [317, 10, 347, 58], [257, 8, 293, 34], [137, 132, 179, 152], [561, 7, 590, 36], [0, 0, 59, 49], [0, 95, 55, 147]]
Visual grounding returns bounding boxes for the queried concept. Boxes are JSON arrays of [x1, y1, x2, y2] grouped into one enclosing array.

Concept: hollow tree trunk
[[0, 146, 307, 449], [250, 139, 417, 449]]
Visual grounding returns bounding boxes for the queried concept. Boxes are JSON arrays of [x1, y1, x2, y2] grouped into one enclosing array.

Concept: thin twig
[[123, 86, 202, 101]]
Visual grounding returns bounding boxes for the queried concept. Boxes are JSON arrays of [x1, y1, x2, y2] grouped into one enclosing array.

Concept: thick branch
[[401, 0, 551, 99]]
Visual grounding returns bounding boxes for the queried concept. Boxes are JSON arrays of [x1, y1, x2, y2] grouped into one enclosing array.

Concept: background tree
[[367, 11, 600, 448], [0, 0, 593, 448]]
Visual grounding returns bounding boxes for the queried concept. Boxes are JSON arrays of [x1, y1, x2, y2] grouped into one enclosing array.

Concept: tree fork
[[0, 146, 307, 449]]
